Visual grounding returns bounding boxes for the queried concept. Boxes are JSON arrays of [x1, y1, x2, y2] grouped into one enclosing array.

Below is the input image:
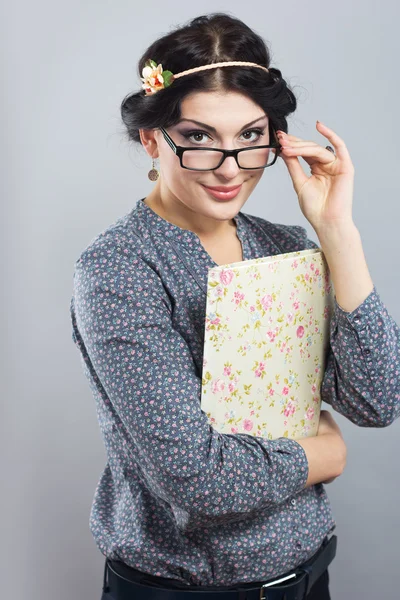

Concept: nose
[[213, 155, 241, 179]]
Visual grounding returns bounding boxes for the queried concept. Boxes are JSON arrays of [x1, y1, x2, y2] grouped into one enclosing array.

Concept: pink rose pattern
[[202, 249, 335, 440]]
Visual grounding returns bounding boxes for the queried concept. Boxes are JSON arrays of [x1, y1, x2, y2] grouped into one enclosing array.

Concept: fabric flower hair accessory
[[140, 59, 174, 96]]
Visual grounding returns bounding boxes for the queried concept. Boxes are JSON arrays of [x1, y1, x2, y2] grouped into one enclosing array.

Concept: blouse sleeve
[[289, 225, 400, 427], [71, 238, 309, 530]]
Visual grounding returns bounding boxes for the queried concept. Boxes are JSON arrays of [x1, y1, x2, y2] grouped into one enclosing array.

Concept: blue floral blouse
[[70, 197, 400, 586]]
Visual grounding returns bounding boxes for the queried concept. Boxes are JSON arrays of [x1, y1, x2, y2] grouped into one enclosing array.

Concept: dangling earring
[[148, 157, 159, 181]]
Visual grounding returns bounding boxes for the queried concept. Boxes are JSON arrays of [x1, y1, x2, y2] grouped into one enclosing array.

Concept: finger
[[277, 132, 310, 143], [279, 151, 309, 195], [280, 144, 338, 166], [315, 121, 351, 162], [278, 123, 351, 164], [280, 140, 320, 148]]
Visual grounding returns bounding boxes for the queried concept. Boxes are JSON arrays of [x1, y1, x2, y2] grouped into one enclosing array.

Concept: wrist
[[319, 432, 346, 475], [328, 433, 347, 474], [297, 432, 347, 487], [315, 220, 359, 247]]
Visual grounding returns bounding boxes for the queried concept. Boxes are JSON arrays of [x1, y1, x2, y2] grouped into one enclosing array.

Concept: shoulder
[[71, 212, 167, 301], [72, 208, 141, 267], [240, 211, 320, 252]]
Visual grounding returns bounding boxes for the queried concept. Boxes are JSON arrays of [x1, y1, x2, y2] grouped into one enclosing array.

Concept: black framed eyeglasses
[[159, 126, 282, 171]]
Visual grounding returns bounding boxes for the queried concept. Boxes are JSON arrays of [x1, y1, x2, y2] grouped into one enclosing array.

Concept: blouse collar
[[135, 197, 247, 243]]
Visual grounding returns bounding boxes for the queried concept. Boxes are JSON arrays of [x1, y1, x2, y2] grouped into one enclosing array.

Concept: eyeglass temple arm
[[160, 128, 177, 153]]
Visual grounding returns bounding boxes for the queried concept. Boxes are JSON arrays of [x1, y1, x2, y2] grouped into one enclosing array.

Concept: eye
[[182, 130, 212, 144], [240, 128, 266, 143]]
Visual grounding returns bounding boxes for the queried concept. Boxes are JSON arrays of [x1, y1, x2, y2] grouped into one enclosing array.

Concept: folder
[[201, 248, 335, 440]]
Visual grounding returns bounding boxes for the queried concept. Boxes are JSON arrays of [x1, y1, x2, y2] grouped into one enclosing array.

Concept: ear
[[139, 129, 160, 159]]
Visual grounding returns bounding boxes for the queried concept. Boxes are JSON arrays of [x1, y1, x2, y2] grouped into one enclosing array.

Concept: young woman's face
[[146, 90, 274, 230]]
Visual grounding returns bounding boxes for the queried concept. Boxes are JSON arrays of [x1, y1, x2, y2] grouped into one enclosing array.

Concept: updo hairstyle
[[120, 13, 297, 144]]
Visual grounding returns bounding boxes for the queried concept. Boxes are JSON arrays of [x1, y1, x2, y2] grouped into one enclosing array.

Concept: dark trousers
[[101, 567, 330, 600]]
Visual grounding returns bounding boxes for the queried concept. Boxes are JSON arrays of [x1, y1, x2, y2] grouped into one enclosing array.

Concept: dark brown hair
[[120, 13, 297, 144]]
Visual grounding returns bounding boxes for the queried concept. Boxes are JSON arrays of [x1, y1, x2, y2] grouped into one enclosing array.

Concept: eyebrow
[[176, 115, 269, 135]]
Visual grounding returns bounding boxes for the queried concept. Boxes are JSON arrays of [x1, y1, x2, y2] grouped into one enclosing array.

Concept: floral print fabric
[[201, 248, 334, 440], [70, 197, 400, 586]]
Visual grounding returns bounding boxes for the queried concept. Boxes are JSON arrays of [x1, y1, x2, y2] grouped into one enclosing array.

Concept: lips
[[201, 183, 243, 201], [202, 184, 242, 192]]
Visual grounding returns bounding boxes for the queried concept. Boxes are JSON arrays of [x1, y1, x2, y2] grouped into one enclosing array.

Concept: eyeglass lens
[[181, 147, 278, 170]]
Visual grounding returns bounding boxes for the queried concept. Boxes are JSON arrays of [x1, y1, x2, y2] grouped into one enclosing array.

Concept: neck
[[143, 184, 238, 239]]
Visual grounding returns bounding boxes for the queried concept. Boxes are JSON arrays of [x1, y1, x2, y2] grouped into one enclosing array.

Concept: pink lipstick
[[202, 183, 242, 200]]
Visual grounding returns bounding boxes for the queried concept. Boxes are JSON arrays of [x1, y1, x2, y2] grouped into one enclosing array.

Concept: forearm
[[315, 221, 374, 313], [314, 220, 400, 426], [296, 434, 346, 487]]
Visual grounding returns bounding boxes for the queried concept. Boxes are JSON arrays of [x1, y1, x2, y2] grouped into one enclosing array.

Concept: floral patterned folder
[[200, 248, 335, 440]]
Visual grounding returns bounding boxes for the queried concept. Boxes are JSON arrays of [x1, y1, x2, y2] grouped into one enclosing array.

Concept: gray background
[[2, 1, 399, 599]]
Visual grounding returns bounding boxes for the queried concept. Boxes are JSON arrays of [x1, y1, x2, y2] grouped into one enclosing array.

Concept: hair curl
[[120, 13, 297, 144]]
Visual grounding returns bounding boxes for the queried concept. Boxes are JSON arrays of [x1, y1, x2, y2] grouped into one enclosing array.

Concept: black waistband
[[104, 534, 337, 600]]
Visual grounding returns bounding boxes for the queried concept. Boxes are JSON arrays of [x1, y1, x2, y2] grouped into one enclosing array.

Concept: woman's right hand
[[297, 409, 347, 487]]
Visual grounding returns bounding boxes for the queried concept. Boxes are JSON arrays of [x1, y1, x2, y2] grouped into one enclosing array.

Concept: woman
[[70, 12, 400, 600]]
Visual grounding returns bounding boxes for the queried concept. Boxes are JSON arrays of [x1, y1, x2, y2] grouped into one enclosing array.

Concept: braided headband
[[140, 59, 270, 96]]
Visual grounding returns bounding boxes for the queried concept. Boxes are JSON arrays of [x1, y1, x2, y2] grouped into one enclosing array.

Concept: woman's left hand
[[277, 121, 355, 233]]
